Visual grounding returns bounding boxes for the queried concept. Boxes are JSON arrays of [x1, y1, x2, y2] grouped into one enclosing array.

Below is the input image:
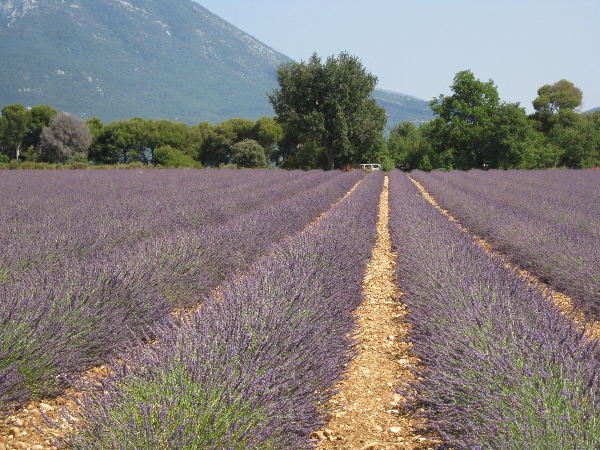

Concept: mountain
[[585, 107, 599, 114], [372, 89, 432, 126], [0, 0, 292, 124], [0, 0, 432, 125]]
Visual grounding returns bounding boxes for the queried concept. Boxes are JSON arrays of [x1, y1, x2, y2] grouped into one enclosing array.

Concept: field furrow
[[3, 167, 599, 449], [35, 170, 383, 449], [315, 175, 436, 450], [409, 169, 600, 317]]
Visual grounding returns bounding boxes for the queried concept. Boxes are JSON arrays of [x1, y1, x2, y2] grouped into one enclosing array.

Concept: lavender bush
[[52, 171, 384, 449], [409, 169, 600, 316], [0, 169, 364, 416], [388, 169, 600, 449], [0, 266, 171, 415]]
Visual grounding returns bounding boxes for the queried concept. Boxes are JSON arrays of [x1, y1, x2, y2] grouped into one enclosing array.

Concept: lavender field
[[2, 168, 600, 449], [0, 168, 364, 416], [50, 170, 384, 449], [410, 169, 600, 316], [388, 169, 600, 449]]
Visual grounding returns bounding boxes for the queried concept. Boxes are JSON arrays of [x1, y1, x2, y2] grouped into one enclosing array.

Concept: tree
[[428, 70, 500, 169], [39, 112, 92, 163], [480, 103, 546, 169], [254, 116, 283, 162], [146, 119, 192, 164], [269, 52, 385, 170], [200, 117, 281, 167], [276, 122, 324, 170], [349, 98, 388, 166], [153, 145, 201, 168], [86, 117, 104, 140], [88, 118, 152, 164], [549, 110, 600, 168], [530, 79, 583, 132], [0, 104, 30, 160], [187, 121, 213, 161], [88, 118, 203, 165], [22, 105, 58, 152], [387, 122, 419, 166], [231, 139, 268, 168], [532, 79, 582, 114], [201, 118, 257, 167]]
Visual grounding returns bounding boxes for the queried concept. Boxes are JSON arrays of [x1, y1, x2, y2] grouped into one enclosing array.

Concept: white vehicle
[[359, 164, 381, 171]]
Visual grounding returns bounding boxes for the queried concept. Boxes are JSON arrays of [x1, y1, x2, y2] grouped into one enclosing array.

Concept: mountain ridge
[[0, 0, 432, 125]]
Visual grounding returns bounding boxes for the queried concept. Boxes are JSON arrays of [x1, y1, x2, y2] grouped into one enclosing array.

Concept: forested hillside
[[0, 0, 432, 126], [0, 0, 290, 124]]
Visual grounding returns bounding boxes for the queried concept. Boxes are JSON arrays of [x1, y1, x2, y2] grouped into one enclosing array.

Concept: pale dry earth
[[408, 175, 600, 340], [0, 365, 110, 450], [314, 177, 436, 450]]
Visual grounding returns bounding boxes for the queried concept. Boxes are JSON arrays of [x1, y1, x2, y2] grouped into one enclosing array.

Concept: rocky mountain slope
[[0, 0, 432, 125]]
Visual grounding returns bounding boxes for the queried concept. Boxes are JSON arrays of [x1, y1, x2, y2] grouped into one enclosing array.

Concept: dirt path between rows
[[314, 176, 436, 450], [408, 175, 600, 341]]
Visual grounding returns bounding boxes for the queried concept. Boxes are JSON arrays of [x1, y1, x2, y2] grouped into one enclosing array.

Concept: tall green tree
[[550, 110, 600, 168], [428, 70, 500, 169], [387, 122, 419, 166], [268, 52, 386, 170], [387, 122, 438, 171], [530, 79, 583, 132], [480, 103, 546, 169], [23, 105, 58, 151], [0, 104, 31, 160]]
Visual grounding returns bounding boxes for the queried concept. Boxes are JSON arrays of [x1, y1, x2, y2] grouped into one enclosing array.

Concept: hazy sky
[[194, 0, 599, 113]]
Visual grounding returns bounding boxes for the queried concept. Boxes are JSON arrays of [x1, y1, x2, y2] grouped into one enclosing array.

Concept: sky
[[193, 0, 599, 114]]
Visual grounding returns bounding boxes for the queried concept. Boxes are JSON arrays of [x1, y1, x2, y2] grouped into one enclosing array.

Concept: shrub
[[154, 146, 196, 168], [8, 159, 21, 169], [231, 140, 268, 168], [153, 145, 201, 168]]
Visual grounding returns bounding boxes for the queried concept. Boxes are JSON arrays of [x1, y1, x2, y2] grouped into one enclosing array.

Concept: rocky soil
[[313, 177, 436, 450]]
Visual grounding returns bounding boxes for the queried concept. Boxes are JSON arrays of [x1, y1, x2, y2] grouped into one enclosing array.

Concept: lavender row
[[410, 169, 600, 230], [0, 169, 364, 417], [388, 169, 600, 449], [51, 171, 385, 449], [409, 169, 600, 316], [0, 169, 344, 281]]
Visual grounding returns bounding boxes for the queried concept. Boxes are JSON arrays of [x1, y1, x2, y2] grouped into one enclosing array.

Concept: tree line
[[1, 53, 599, 170], [0, 107, 283, 169], [388, 72, 600, 171]]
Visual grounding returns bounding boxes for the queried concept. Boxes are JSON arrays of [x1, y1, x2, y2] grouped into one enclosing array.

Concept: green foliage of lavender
[[388, 169, 600, 449], [0, 267, 172, 415], [410, 169, 600, 316], [51, 171, 384, 449], [0, 169, 364, 416]]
